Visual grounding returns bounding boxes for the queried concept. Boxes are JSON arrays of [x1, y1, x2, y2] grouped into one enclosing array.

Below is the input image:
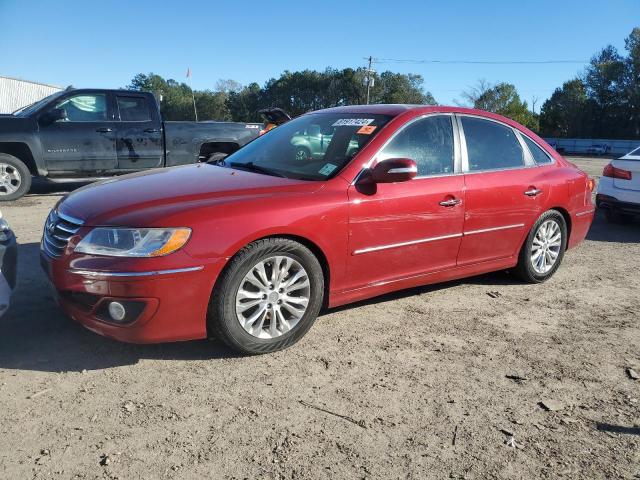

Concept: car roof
[[311, 104, 515, 119], [63, 88, 151, 95]]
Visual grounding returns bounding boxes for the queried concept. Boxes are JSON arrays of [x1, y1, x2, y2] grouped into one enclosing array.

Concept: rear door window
[[461, 117, 524, 171], [523, 136, 553, 165], [117, 96, 151, 122]]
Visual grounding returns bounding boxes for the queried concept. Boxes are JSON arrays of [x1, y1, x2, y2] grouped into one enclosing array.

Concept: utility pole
[[365, 56, 373, 105], [186, 68, 198, 122]]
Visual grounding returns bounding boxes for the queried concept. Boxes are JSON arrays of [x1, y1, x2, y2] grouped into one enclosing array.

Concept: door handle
[[439, 198, 462, 207], [524, 188, 542, 197], [144, 128, 159, 133], [96, 127, 113, 133]]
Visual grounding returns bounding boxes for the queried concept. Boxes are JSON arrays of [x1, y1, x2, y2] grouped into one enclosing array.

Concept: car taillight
[[603, 163, 632, 180], [587, 178, 595, 192]]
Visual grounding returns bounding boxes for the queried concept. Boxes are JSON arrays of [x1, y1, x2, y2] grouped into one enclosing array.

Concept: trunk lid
[[612, 159, 640, 192]]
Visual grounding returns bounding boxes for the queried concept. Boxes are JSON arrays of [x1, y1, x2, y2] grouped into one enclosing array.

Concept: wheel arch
[[214, 233, 332, 309], [548, 206, 572, 244], [0, 142, 38, 175]]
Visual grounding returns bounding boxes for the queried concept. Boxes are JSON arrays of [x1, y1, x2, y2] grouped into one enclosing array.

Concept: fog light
[[108, 301, 126, 322]]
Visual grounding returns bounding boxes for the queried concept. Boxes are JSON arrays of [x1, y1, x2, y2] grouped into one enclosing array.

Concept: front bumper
[[0, 232, 17, 317], [41, 249, 225, 343]]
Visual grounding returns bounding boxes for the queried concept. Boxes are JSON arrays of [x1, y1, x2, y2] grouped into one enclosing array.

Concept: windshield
[[12, 91, 66, 117], [219, 112, 393, 180]]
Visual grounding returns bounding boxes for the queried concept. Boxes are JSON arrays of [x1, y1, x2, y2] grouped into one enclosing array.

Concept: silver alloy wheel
[[0, 163, 21, 195], [530, 219, 562, 274], [235, 255, 311, 339]]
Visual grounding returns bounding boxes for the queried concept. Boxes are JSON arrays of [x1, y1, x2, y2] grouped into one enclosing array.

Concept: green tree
[[128, 68, 437, 123], [623, 27, 640, 137], [584, 45, 626, 137], [539, 79, 593, 137], [128, 73, 229, 121], [226, 83, 262, 122], [463, 81, 538, 130]]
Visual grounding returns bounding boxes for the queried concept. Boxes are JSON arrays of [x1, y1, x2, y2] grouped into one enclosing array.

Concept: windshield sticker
[[332, 118, 374, 127], [319, 163, 337, 176], [357, 125, 377, 135]]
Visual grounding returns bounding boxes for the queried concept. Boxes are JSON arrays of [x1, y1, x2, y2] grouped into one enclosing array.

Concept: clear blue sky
[[0, 0, 638, 109]]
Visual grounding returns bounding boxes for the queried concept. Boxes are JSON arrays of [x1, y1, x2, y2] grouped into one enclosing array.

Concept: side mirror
[[369, 158, 417, 183], [41, 108, 67, 125]]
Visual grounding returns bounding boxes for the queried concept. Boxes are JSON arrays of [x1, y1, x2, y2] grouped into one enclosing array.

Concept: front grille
[[42, 209, 84, 258]]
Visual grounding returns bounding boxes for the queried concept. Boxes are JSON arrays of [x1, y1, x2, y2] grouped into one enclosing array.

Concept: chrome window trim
[[455, 114, 469, 172], [456, 114, 540, 174], [352, 113, 461, 184], [353, 233, 462, 255], [68, 266, 204, 277]]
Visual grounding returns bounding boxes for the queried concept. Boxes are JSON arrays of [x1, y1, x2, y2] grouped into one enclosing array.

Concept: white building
[[0, 76, 63, 114]]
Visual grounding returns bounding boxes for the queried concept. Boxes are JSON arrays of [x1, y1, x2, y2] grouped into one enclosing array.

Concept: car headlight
[[74, 228, 191, 257]]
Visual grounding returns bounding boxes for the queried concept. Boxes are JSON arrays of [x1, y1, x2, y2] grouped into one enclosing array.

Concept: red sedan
[[41, 105, 595, 354]]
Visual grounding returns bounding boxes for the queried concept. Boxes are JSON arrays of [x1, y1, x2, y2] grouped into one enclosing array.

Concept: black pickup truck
[[0, 88, 263, 200]]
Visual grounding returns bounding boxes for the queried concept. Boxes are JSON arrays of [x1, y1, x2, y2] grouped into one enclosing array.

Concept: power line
[[371, 57, 589, 65]]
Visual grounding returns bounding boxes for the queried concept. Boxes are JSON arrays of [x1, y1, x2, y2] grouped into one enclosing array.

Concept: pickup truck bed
[[0, 88, 262, 200]]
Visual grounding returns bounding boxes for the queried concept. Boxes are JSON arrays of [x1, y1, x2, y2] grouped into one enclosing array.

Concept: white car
[[0, 212, 16, 316], [596, 146, 640, 223]]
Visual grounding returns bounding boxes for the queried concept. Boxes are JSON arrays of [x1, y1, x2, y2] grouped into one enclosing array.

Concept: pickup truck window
[[117, 96, 151, 122], [53, 94, 107, 122]]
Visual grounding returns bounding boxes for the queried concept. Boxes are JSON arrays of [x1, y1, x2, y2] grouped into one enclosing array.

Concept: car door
[[346, 114, 465, 290], [114, 94, 163, 170], [456, 115, 547, 266], [38, 92, 117, 172]]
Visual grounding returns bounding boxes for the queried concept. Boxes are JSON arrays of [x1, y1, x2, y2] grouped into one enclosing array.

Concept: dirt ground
[[0, 157, 638, 479]]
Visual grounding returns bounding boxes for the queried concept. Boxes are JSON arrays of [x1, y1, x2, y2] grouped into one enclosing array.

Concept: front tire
[[208, 238, 324, 354], [0, 153, 31, 201], [514, 210, 567, 283]]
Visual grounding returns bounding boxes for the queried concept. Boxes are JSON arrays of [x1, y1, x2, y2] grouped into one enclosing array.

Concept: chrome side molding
[[68, 266, 204, 277], [463, 223, 525, 236], [353, 233, 463, 255], [353, 223, 525, 255]]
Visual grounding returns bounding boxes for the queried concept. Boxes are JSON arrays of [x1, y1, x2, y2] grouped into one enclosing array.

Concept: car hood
[[59, 164, 324, 226], [0, 115, 32, 133]]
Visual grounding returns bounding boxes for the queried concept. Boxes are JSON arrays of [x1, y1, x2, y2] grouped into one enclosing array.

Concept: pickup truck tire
[[208, 238, 324, 354], [0, 153, 31, 201]]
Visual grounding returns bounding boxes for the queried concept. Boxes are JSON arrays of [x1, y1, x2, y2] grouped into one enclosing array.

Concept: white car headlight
[[74, 228, 191, 257]]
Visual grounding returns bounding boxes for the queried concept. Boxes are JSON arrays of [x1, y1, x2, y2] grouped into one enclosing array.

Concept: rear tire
[[0, 153, 31, 201], [514, 210, 567, 283], [208, 238, 324, 354]]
